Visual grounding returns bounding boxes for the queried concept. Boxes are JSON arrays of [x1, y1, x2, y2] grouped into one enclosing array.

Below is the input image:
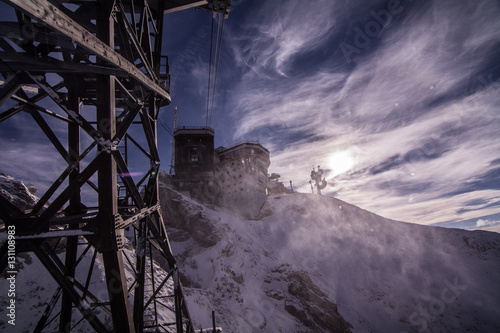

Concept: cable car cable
[[206, 16, 215, 127], [208, 14, 225, 127]]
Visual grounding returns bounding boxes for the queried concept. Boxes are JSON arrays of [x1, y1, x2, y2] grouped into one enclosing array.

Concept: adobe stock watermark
[[340, 0, 412, 63], [5, 225, 17, 326], [401, 277, 467, 333]]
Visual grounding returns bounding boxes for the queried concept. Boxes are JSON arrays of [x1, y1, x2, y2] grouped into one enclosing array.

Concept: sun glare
[[329, 151, 355, 176]]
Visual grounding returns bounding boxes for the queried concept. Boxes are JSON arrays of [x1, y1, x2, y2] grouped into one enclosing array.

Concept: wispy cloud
[[226, 0, 500, 224], [1, 0, 498, 227]]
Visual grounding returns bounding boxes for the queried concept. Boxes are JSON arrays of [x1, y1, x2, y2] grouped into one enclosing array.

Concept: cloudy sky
[[1, 0, 499, 228], [161, 0, 500, 227]]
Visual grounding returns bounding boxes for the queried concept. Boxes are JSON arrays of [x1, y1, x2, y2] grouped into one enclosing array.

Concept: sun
[[329, 151, 355, 176]]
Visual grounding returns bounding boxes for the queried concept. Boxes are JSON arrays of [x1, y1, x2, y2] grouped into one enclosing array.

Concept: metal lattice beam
[[5, 0, 171, 101], [0, 0, 235, 331]]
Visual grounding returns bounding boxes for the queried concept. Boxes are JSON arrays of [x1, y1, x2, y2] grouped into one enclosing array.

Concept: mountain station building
[[172, 126, 270, 218]]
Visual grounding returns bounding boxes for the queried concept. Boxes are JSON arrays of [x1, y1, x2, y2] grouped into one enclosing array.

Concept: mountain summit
[[159, 177, 500, 332]]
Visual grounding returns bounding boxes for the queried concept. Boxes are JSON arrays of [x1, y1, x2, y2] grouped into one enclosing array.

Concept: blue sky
[[1, 0, 500, 228]]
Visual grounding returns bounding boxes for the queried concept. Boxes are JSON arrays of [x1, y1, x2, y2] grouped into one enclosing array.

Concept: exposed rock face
[[0, 173, 39, 212], [158, 178, 219, 248], [262, 265, 352, 332], [285, 270, 352, 332]]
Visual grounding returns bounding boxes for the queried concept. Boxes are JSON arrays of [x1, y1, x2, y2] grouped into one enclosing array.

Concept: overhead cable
[[209, 14, 225, 127], [158, 117, 173, 137], [205, 16, 215, 127], [205, 12, 225, 128]]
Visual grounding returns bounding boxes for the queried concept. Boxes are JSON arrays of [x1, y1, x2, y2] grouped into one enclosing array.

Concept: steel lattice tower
[[0, 0, 230, 332]]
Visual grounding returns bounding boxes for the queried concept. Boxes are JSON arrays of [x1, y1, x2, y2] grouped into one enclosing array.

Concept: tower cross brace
[[0, 0, 230, 331]]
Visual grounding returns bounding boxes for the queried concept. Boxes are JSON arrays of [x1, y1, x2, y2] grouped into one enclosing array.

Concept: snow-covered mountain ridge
[[159, 178, 500, 332], [1, 173, 500, 332]]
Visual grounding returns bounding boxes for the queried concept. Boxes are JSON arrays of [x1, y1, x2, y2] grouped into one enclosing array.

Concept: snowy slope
[[159, 182, 500, 332], [1, 173, 500, 332]]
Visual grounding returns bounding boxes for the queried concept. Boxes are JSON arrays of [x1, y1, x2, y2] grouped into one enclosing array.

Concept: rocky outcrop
[[285, 270, 352, 332], [158, 178, 219, 248], [0, 173, 39, 213], [261, 265, 351, 332]]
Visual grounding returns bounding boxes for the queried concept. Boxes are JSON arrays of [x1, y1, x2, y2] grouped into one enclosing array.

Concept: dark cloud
[[370, 154, 403, 175], [456, 201, 500, 215], [369, 137, 448, 175], [442, 167, 500, 199], [467, 168, 500, 192], [463, 198, 489, 207]]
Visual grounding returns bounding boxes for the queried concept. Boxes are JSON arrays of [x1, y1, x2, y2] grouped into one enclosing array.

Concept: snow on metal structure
[[0, 0, 230, 332]]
